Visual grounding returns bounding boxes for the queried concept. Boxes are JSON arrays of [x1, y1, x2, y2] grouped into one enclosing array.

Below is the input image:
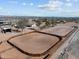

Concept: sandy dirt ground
[[9, 32, 59, 55], [0, 29, 35, 59], [0, 29, 34, 42], [0, 24, 77, 59]]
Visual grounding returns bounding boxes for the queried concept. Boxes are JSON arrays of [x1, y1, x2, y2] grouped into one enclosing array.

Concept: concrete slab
[[8, 32, 59, 56]]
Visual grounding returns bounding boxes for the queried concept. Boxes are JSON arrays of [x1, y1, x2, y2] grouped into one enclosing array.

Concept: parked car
[[1, 27, 12, 33]]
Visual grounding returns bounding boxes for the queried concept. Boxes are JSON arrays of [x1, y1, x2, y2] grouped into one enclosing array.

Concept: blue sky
[[0, 0, 79, 17]]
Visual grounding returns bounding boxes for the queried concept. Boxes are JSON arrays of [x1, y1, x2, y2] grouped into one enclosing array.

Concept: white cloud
[[22, 2, 26, 6], [65, 3, 72, 7], [74, 0, 78, 2], [8, 1, 18, 4], [38, 0, 76, 12], [38, 0, 63, 11], [30, 3, 34, 6], [0, 7, 3, 10], [66, 0, 78, 2], [66, 0, 71, 2], [22, 2, 34, 6]]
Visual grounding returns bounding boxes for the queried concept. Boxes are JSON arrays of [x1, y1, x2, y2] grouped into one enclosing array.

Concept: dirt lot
[[0, 29, 35, 59], [0, 25, 76, 59]]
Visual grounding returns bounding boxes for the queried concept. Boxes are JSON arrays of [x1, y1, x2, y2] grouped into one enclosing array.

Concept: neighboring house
[[31, 23, 39, 30]]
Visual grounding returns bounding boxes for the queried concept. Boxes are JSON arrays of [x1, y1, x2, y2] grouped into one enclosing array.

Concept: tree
[[16, 20, 28, 31]]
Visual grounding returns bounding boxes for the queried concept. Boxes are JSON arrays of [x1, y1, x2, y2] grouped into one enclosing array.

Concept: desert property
[[0, 16, 79, 59]]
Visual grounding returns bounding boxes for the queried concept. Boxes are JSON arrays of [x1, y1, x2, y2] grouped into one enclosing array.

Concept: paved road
[[50, 25, 79, 59]]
